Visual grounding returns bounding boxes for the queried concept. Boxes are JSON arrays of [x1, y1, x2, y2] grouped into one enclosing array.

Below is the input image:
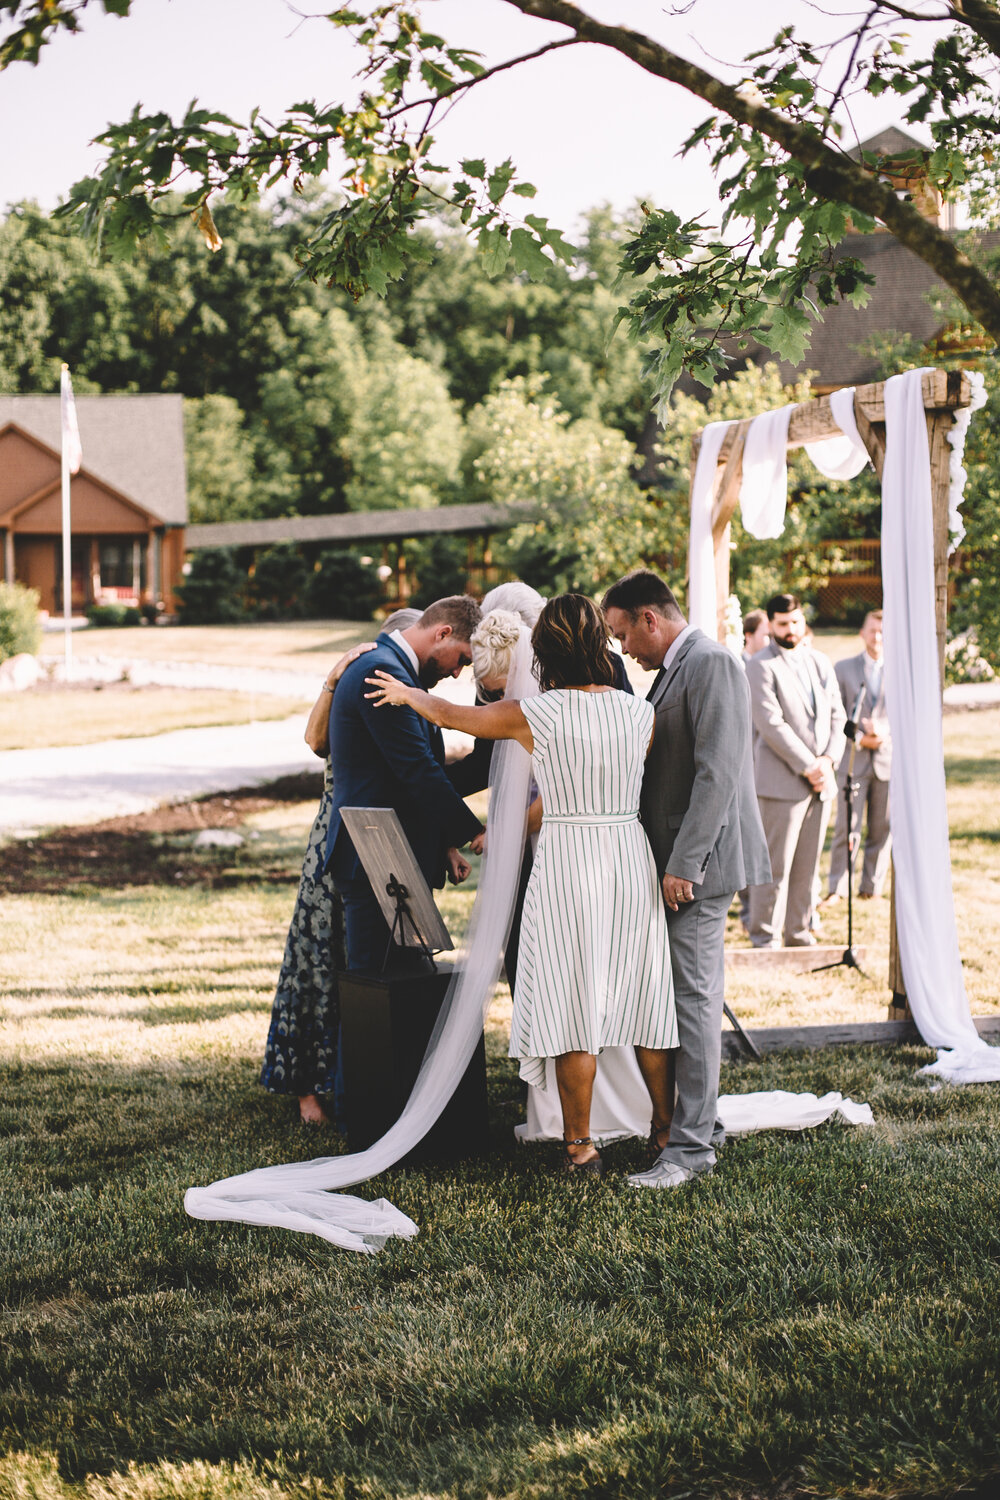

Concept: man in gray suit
[[746, 594, 846, 948], [826, 609, 891, 901], [603, 570, 770, 1190]]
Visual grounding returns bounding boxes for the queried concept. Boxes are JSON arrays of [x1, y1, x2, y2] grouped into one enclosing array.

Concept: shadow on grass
[[1, 775, 325, 895], [15, 999, 271, 1027], [2, 1043, 999, 1499], [945, 754, 1000, 786]]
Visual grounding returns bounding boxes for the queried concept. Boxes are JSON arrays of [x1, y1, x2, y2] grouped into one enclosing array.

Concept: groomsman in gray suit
[[746, 594, 846, 948], [826, 610, 891, 900], [603, 571, 770, 1190]]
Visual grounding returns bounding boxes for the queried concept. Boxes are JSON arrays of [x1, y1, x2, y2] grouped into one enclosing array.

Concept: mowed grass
[[1, 724, 999, 1498], [39, 621, 376, 674], [0, 684, 308, 752]]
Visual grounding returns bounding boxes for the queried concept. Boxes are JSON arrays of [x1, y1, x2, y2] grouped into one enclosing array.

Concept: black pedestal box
[[338, 964, 489, 1160]]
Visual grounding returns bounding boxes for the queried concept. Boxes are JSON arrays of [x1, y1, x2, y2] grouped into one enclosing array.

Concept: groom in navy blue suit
[[326, 595, 485, 973]]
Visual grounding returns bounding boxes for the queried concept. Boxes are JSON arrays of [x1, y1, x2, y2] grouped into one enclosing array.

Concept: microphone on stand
[[812, 679, 871, 982], [844, 683, 866, 742]]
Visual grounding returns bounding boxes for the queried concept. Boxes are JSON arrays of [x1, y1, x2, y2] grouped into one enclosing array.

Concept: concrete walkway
[[0, 715, 318, 836], [2, 652, 995, 839], [0, 665, 478, 837]]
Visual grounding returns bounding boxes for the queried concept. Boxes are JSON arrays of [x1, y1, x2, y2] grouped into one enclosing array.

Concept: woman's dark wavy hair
[[531, 594, 616, 692]]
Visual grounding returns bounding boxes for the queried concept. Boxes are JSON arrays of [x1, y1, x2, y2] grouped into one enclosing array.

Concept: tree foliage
[[4, 0, 1000, 406]]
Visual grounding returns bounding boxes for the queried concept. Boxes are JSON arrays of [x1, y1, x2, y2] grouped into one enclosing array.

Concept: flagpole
[[59, 363, 80, 679], [61, 411, 72, 677]]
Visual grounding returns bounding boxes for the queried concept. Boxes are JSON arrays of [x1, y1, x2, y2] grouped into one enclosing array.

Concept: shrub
[[307, 548, 381, 620], [407, 535, 471, 609], [945, 629, 996, 686], [85, 603, 142, 628], [175, 548, 248, 625], [0, 580, 42, 662], [247, 543, 311, 620]]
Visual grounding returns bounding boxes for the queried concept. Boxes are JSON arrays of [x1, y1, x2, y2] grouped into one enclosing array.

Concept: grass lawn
[[0, 683, 307, 753], [1, 721, 999, 1499], [39, 621, 376, 674]]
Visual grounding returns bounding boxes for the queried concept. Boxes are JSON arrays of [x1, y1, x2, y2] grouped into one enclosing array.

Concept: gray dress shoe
[[626, 1160, 710, 1189]]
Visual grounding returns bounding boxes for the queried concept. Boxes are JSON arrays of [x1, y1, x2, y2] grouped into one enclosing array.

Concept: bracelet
[[323, 682, 336, 694]]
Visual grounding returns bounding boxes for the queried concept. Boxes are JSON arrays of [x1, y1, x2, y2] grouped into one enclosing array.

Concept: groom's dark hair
[[418, 595, 482, 641], [601, 570, 684, 622]]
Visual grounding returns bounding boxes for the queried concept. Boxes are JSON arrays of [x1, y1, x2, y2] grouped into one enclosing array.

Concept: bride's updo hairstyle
[[470, 608, 524, 685], [531, 594, 616, 692], [481, 580, 545, 628]]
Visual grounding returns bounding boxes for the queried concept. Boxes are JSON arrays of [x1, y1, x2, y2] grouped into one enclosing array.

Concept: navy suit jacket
[[325, 635, 483, 890]]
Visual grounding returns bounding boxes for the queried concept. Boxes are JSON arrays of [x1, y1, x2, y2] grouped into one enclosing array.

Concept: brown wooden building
[[0, 394, 187, 615]]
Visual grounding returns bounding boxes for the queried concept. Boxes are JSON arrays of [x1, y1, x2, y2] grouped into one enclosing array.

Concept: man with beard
[[325, 595, 484, 973], [746, 594, 846, 948]]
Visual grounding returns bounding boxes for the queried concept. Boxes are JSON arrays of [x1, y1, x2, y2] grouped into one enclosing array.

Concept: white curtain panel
[[687, 420, 734, 636], [804, 386, 871, 480], [739, 403, 796, 538], [880, 369, 1000, 1084]]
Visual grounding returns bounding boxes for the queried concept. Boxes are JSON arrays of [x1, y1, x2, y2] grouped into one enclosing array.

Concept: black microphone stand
[[813, 685, 871, 980]]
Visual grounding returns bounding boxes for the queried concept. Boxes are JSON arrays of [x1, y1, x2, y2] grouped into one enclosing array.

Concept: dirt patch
[[2, 772, 324, 895]]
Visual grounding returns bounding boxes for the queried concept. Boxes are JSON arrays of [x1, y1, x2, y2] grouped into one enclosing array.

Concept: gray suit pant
[[828, 767, 891, 897], [659, 891, 732, 1174], [750, 793, 832, 947]]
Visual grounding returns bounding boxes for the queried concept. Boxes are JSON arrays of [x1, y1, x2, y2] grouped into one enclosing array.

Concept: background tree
[[465, 379, 656, 594], [5, 0, 999, 403]]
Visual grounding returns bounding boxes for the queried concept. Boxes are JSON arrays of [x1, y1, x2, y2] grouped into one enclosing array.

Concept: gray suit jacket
[[641, 629, 770, 900], [835, 651, 891, 781], [746, 641, 847, 801]]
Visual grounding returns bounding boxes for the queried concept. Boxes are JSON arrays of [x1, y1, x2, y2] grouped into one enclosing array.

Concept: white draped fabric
[[515, 1045, 872, 1140], [880, 369, 1000, 1084], [718, 1089, 873, 1134], [739, 403, 795, 538], [803, 386, 871, 481], [185, 629, 540, 1252], [687, 420, 734, 637]]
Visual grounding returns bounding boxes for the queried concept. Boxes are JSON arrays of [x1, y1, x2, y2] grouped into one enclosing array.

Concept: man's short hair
[[418, 594, 482, 642], [863, 608, 883, 626], [743, 608, 766, 637], [765, 593, 801, 620], [601, 570, 684, 621]]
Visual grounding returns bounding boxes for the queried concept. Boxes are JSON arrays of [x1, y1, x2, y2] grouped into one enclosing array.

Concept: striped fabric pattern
[[510, 689, 677, 1089]]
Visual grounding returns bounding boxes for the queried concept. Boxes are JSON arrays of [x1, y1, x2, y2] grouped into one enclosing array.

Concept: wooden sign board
[[340, 806, 454, 953]]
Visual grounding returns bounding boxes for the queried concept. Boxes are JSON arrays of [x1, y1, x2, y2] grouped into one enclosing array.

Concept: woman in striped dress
[[366, 594, 677, 1177]]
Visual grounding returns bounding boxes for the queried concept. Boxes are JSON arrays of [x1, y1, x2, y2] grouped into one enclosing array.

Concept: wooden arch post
[[690, 369, 973, 1016]]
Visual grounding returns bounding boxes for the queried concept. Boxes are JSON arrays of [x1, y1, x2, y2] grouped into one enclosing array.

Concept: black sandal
[[562, 1136, 603, 1178], [645, 1120, 672, 1167]]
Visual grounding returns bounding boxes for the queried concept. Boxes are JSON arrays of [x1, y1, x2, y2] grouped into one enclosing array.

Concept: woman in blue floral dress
[[259, 612, 420, 1125]]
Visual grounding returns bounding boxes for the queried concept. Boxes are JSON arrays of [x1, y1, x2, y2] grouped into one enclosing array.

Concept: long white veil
[[184, 628, 538, 1253]]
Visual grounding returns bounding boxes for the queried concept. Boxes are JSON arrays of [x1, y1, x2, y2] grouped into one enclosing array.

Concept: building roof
[[765, 229, 1000, 390], [0, 393, 187, 525], [848, 126, 927, 162], [186, 500, 534, 550]]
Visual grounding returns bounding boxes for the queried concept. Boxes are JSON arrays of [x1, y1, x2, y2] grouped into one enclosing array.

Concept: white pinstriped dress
[[510, 688, 677, 1089]]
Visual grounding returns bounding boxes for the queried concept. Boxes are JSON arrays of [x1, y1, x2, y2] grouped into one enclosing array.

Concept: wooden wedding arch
[[690, 369, 1000, 1057]]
